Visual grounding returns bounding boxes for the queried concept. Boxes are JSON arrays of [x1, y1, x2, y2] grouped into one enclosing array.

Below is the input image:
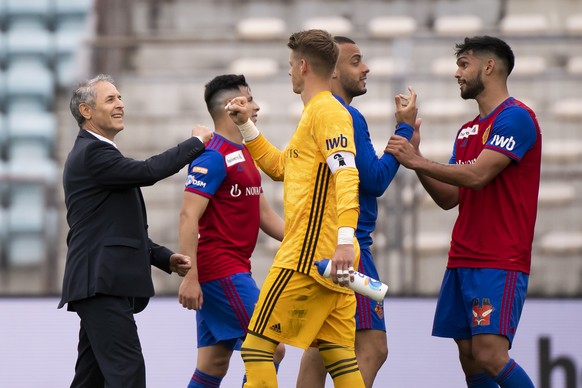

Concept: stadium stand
[[1, 0, 581, 296], [0, 0, 91, 291]]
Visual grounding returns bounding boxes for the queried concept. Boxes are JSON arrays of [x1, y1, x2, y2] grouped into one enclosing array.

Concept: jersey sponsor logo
[[245, 186, 262, 196], [456, 158, 477, 165], [192, 166, 208, 174], [230, 184, 242, 197], [490, 134, 516, 151], [325, 134, 349, 150], [230, 184, 262, 197], [458, 124, 479, 139], [185, 175, 207, 188], [225, 150, 245, 167], [472, 298, 494, 326]]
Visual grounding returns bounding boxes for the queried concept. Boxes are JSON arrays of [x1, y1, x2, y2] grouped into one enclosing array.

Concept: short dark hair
[[204, 74, 248, 118], [288, 29, 339, 78], [334, 36, 356, 45], [455, 36, 515, 76]]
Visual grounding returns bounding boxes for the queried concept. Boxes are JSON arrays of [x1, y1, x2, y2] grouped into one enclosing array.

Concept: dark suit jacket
[[59, 129, 204, 313]]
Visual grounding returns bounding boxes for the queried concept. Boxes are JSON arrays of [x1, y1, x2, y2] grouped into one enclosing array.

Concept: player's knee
[[273, 343, 286, 364], [471, 347, 507, 375], [319, 342, 359, 378], [241, 333, 277, 364]]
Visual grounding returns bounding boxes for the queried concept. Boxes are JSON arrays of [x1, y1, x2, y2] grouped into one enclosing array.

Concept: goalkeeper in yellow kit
[[226, 29, 365, 387]]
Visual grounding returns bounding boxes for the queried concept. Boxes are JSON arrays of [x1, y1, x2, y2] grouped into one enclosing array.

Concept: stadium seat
[[5, 58, 55, 108], [421, 98, 471, 122], [6, 231, 47, 266], [404, 232, 451, 255], [6, 110, 56, 159], [539, 231, 582, 255], [512, 56, 547, 76], [54, 17, 91, 56], [433, 15, 484, 37], [550, 98, 582, 120], [542, 139, 582, 163], [538, 182, 576, 206], [368, 15, 418, 38], [499, 14, 549, 35], [54, 0, 93, 17], [5, 19, 53, 63], [566, 56, 582, 74], [565, 14, 582, 35], [236, 17, 286, 40], [6, 157, 58, 188], [420, 140, 454, 162], [367, 56, 406, 77], [229, 57, 278, 78], [302, 16, 353, 36], [430, 56, 457, 77], [7, 200, 44, 234], [5, 0, 51, 21], [355, 99, 394, 122]]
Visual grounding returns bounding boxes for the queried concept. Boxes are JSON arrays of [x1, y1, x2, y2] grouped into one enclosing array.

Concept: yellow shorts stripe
[[251, 268, 293, 334]]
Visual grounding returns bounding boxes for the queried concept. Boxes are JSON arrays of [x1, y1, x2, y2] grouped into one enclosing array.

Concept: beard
[[343, 78, 367, 99], [460, 72, 485, 100]]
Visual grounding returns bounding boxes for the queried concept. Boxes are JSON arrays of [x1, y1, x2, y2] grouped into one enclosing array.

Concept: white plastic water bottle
[[314, 259, 388, 302]]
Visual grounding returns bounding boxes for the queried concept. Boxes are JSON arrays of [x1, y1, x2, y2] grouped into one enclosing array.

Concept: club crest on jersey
[[327, 151, 355, 173], [482, 125, 491, 144], [225, 150, 245, 167], [333, 153, 346, 167], [325, 134, 349, 150], [472, 298, 494, 326], [374, 302, 384, 319]]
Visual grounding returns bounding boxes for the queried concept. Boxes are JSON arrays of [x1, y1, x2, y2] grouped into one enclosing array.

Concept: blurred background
[[0, 0, 581, 299]]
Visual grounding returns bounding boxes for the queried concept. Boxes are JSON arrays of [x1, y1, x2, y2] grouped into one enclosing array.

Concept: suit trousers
[[69, 294, 145, 388]]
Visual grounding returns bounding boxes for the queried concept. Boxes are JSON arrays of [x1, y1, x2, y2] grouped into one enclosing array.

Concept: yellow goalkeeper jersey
[[246, 90, 360, 293]]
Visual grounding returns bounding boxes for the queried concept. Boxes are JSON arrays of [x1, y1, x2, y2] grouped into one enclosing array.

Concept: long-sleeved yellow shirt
[[246, 91, 360, 293]]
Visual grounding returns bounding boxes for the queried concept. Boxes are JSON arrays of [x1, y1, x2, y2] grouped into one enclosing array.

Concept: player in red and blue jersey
[[386, 36, 540, 387], [177, 75, 285, 387], [297, 36, 413, 388]]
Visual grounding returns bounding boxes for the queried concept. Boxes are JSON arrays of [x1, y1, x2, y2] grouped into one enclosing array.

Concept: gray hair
[[70, 74, 116, 125]]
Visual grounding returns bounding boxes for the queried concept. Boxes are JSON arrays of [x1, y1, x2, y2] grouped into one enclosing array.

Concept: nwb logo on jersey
[[490, 135, 516, 151], [472, 298, 494, 326], [325, 134, 349, 150]]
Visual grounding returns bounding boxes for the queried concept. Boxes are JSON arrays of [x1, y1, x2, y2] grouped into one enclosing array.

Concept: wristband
[[236, 119, 260, 142], [337, 227, 355, 245]]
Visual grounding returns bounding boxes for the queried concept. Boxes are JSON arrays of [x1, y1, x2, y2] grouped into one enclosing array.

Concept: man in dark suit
[[59, 74, 213, 388]]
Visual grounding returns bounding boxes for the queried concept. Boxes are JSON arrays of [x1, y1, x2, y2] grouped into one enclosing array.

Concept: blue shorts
[[432, 268, 528, 347], [197, 272, 259, 350], [355, 247, 386, 332]]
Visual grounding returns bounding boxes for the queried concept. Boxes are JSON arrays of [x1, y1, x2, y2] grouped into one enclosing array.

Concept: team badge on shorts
[[472, 298, 494, 326], [374, 302, 384, 319]]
